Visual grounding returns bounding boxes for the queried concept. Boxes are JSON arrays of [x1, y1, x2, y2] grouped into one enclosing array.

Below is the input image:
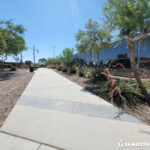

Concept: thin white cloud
[[69, 0, 81, 27]]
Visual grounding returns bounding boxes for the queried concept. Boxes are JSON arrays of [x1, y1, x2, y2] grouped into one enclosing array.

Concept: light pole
[[33, 45, 39, 66], [53, 45, 56, 58]]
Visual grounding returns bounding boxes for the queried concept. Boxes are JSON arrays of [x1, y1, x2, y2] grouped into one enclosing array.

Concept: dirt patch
[[54, 69, 150, 126], [0, 69, 34, 127]]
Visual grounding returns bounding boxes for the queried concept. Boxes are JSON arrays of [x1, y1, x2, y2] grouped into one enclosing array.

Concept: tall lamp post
[[53, 45, 56, 58], [33, 45, 39, 66]]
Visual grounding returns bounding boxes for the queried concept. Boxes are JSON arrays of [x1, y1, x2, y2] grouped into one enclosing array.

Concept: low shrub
[[56, 66, 62, 71], [52, 65, 56, 69], [0, 64, 12, 69], [35, 64, 41, 68], [79, 66, 90, 78], [68, 67, 76, 74], [113, 80, 143, 106], [93, 79, 144, 107], [62, 66, 68, 72], [4, 64, 12, 68], [78, 69, 84, 77], [7, 64, 12, 68], [10, 66, 17, 71], [88, 67, 107, 82], [143, 80, 150, 94]]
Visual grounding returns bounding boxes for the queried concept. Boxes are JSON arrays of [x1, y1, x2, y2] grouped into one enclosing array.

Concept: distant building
[[74, 39, 150, 65]]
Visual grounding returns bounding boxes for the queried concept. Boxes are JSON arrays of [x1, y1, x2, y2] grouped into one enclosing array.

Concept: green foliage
[[6, 64, 12, 68], [75, 19, 111, 62], [35, 64, 41, 68], [93, 79, 144, 106], [143, 81, 150, 94], [88, 67, 107, 82], [0, 20, 26, 62], [46, 57, 62, 65], [103, 0, 150, 100], [103, 0, 150, 38], [61, 48, 74, 65], [118, 80, 141, 95], [56, 66, 62, 71], [68, 67, 76, 74], [116, 80, 144, 106], [75, 19, 100, 58], [1, 64, 12, 68], [46, 48, 74, 67], [10, 66, 17, 71], [78, 69, 84, 77], [62, 66, 68, 72], [38, 58, 46, 65], [80, 66, 91, 78]]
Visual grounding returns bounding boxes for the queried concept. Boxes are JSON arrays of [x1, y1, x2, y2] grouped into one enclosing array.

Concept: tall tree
[[94, 27, 112, 62], [0, 20, 26, 64], [38, 58, 47, 65], [103, 0, 150, 101], [62, 48, 74, 66], [75, 19, 100, 63], [75, 19, 111, 63]]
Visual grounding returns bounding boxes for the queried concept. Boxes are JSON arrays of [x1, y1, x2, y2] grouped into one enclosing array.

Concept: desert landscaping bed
[[54, 69, 150, 126], [0, 69, 34, 127]]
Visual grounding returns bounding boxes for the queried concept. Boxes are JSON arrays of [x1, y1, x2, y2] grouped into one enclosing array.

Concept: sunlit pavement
[[0, 68, 150, 150]]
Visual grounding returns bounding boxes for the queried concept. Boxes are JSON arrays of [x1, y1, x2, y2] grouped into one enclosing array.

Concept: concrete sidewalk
[[0, 68, 150, 150]]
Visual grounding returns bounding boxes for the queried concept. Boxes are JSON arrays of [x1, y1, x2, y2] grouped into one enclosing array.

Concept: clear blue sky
[[0, 0, 106, 63]]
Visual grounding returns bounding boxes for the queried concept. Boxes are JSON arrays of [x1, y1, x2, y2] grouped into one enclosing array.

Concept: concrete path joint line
[[1, 69, 150, 150], [37, 144, 41, 150], [0, 130, 64, 150]]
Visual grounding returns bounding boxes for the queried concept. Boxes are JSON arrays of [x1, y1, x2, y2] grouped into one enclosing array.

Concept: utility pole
[[33, 45, 39, 66], [33, 45, 35, 66], [53, 45, 56, 58]]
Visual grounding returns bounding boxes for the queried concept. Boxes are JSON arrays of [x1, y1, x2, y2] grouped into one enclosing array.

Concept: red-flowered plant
[[101, 67, 121, 98]]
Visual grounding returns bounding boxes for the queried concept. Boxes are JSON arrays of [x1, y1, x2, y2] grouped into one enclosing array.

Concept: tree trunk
[[89, 50, 93, 64], [0, 54, 7, 70], [97, 52, 100, 63], [127, 37, 150, 102]]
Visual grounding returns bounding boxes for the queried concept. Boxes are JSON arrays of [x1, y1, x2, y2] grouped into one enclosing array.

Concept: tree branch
[[131, 26, 150, 42]]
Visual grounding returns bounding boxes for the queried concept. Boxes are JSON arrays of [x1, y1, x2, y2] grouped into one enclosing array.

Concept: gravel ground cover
[[0, 69, 34, 127]]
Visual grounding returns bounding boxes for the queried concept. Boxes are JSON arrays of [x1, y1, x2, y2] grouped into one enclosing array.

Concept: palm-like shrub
[[88, 67, 107, 82], [93, 79, 144, 107], [68, 67, 76, 74], [78, 69, 84, 77]]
